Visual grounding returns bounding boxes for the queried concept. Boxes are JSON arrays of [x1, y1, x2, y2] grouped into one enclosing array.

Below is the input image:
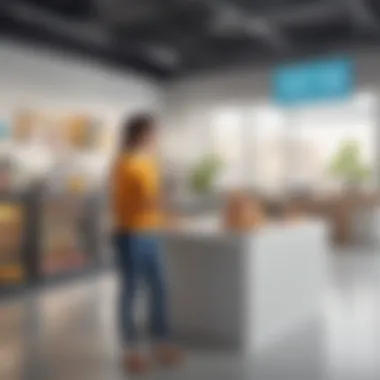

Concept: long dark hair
[[120, 113, 155, 152]]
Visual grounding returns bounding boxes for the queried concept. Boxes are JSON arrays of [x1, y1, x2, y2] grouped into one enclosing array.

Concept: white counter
[[163, 217, 329, 354], [352, 206, 380, 247]]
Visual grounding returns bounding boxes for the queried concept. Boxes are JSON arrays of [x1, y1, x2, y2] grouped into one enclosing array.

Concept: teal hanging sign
[[273, 58, 354, 106]]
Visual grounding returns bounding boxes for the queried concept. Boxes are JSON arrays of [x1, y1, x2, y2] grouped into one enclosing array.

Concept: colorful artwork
[[65, 115, 101, 150], [10, 108, 106, 155]]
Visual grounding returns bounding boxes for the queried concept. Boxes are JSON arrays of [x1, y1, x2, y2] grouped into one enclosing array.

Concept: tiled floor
[[1, 251, 380, 380]]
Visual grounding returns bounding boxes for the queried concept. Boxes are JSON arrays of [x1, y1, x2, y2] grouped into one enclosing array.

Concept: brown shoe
[[123, 351, 151, 375], [155, 344, 184, 367]]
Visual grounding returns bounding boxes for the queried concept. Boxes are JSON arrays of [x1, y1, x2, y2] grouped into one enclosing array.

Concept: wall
[[0, 39, 162, 181], [165, 48, 380, 110], [2, 40, 379, 185], [163, 49, 380, 134], [0, 39, 161, 114], [163, 50, 380, 187], [162, 66, 269, 162]]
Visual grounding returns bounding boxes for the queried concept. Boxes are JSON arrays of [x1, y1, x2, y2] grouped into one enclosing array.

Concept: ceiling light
[[145, 46, 180, 68], [246, 18, 269, 35]]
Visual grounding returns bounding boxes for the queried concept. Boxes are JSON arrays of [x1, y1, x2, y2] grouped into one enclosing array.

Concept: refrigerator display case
[[0, 108, 108, 298], [0, 151, 39, 296], [0, 201, 25, 286], [0, 187, 38, 296], [40, 194, 87, 276], [37, 190, 101, 281], [0, 158, 14, 192]]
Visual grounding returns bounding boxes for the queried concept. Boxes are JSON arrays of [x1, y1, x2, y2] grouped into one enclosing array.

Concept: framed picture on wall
[[64, 115, 101, 150]]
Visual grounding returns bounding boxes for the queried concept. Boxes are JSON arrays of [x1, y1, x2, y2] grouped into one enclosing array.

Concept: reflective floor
[[1, 250, 380, 380]]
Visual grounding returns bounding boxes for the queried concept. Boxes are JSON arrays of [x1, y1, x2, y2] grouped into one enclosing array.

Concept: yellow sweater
[[111, 154, 162, 231]]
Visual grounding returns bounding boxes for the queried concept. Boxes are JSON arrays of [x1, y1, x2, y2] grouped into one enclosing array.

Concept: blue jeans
[[113, 232, 170, 346]]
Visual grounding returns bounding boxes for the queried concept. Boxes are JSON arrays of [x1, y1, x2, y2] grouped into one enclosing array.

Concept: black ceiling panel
[[232, 0, 314, 12], [285, 18, 354, 48], [2, 0, 380, 79], [22, 0, 93, 18], [369, 0, 380, 19]]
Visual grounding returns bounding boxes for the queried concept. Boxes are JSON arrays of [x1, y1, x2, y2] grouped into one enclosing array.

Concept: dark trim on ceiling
[[1, 17, 172, 81]]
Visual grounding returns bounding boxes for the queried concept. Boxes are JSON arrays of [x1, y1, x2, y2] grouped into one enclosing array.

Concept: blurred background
[[1, 1, 380, 379]]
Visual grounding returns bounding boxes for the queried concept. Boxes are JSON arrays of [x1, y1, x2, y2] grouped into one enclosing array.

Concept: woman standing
[[111, 114, 182, 374]]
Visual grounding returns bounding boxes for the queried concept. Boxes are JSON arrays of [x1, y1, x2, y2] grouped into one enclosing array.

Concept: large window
[[286, 94, 376, 192], [211, 105, 287, 194], [209, 93, 376, 194], [211, 108, 244, 189], [251, 107, 286, 194]]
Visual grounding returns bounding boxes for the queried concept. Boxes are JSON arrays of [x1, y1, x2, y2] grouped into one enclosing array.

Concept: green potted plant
[[189, 154, 223, 194], [327, 140, 371, 189]]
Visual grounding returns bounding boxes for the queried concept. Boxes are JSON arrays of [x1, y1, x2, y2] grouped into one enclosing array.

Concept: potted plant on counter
[[328, 140, 371, 191], [189, 154, 223, 195]]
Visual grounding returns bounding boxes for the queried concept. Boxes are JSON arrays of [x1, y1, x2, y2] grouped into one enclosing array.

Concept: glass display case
[[39, 193, 91, 277], [0, 157, 15, 192], [0, 152, 39, 296], [0, 185, 38, 297], [0, 201, 25, 287], [0, 108, 107, 298]]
